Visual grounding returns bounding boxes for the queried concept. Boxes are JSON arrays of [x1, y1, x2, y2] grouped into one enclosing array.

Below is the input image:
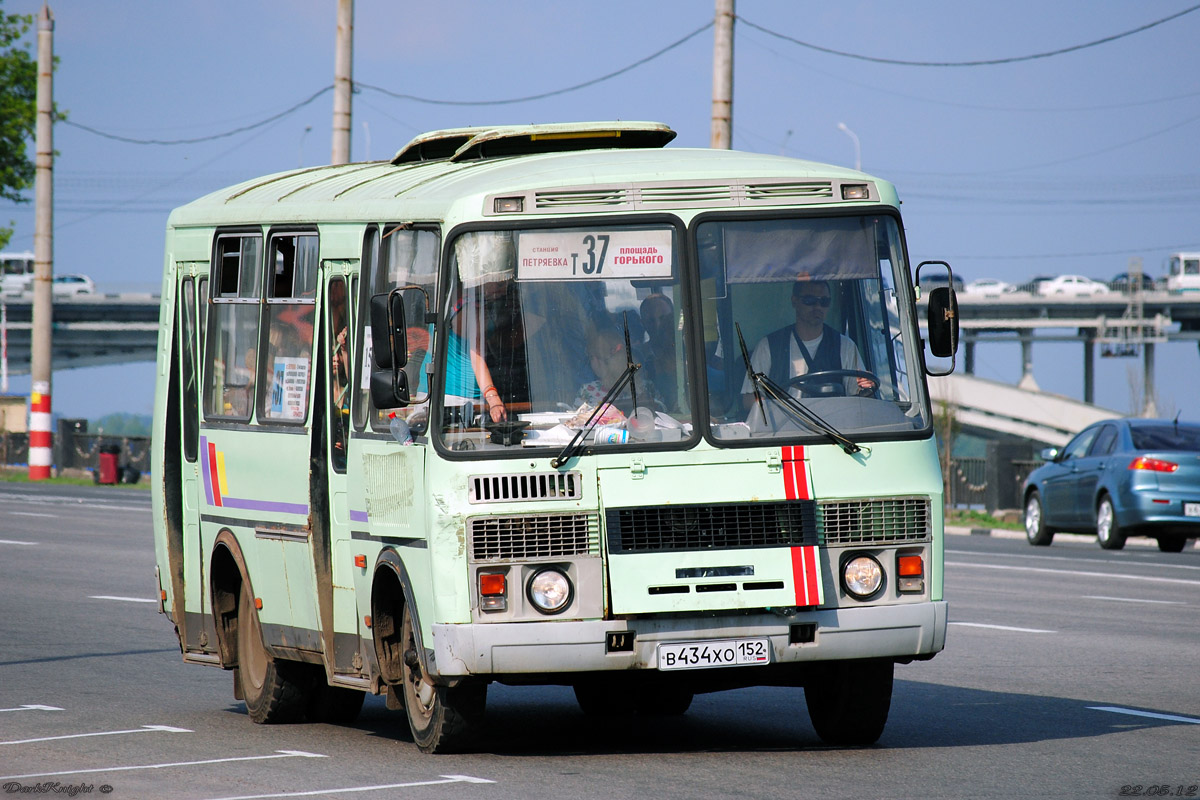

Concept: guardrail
[[0, 431, 150, 478]]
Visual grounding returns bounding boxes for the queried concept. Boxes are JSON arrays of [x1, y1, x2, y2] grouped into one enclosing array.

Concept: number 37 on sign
[[516, 229, 673, 281]]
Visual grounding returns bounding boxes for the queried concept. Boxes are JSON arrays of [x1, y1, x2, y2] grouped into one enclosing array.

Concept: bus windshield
[[698, 213, 928, 442], [435, 223, 693, 453]]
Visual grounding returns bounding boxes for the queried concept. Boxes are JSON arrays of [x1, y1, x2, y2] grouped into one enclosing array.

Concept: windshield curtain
[[435, 223, 693, 454], [697, 213, 928, 442]]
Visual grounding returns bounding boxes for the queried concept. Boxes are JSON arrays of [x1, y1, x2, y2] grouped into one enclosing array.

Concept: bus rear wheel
[[237, 582, 310, 724], [804, 658, 893, 746], [400, 604, 486, 753]]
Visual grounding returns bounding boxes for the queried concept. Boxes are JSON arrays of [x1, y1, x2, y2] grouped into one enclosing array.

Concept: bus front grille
[[605, 501, 818, 554], [817, 497, 931, 545], [469, 513, 599, 561], [468, 471, 583, 504]]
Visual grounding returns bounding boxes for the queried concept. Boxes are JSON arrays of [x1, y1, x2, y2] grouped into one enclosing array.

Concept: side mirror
[[370, 366, 410, 410], [1039, 447, 1060, 462], [370, 291, 408, 370], [927, 286, 959, 358]]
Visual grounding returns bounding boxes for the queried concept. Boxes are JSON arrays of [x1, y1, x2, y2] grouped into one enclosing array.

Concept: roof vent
[[449, 121, 675, 162]]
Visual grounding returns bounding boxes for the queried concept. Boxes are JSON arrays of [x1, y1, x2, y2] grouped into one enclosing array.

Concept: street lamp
[[837, 122, 861, 171]]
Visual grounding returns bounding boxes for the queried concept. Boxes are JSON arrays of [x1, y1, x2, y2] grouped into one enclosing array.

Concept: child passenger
[[575, 327, 659, 412]]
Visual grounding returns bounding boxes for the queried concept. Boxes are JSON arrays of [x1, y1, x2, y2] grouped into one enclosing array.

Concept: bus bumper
[[429, 601, 947, 677]]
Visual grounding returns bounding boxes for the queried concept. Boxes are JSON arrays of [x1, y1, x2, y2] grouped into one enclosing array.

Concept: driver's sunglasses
[[797, 295, 832, 308]]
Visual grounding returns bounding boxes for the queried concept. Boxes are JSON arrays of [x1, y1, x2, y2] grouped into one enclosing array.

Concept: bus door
[[320, 266, 363, 678], [176, 266, 213, 656]]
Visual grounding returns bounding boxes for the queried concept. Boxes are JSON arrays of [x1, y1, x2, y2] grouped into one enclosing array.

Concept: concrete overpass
[[927, 373, 1120, 448], [0, 293, 160, 374]]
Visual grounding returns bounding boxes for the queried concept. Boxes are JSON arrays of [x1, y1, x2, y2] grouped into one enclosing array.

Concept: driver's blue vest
[[766, 324, 843, 395]]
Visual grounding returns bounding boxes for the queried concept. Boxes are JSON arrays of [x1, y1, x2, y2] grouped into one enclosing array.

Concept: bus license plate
[[657, 638, 770, 671], [1185, 503, 1200, 517]]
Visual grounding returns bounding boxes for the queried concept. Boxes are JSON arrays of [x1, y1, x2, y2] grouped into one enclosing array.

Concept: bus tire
[[237, 582, 310, 724], [400, 604, 485, 753], [804, 658, 893, 746], [308, 681, 366, 724]]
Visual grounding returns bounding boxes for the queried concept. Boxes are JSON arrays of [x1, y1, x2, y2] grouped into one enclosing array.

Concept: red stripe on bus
[[791, 545, 819, 607], [782, 446, 810, 501], [208, 440, 223, 507], [782, 446, 797, 499]]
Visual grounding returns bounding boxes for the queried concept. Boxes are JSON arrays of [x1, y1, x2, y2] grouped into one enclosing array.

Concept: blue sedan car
[[1022, 418, 1200, 552]]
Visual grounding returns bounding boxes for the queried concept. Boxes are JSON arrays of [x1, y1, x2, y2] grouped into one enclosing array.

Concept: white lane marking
[[0, 724, 191, 746], [946, 560, 1200, 587], [0, 749, 325, 781], [0, 704, 63, 713], [949, 622, 1056, 633], [207, 774, 496, 800], [89, 595, 158, 604], [0, 539, 36, 546], [1082, 595, 1187, 605], [11, 511, 55, 518], [946, 548, 1200, 572], [1089, 706, 1200, 724]]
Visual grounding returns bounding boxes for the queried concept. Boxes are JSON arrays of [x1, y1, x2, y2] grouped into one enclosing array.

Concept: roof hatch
[[391, 121, 676, 165]]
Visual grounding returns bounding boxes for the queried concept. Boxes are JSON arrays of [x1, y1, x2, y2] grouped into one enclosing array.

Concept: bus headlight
[[527, 568, 573, 614], [842, 555, 883, 599]]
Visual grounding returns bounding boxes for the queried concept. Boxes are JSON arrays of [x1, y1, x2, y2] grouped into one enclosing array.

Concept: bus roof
[[166, 121, 892, 230]]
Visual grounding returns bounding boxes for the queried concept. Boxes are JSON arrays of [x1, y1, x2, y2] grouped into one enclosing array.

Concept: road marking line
[[0, 724, 191, 746], [0, 704, 63, 713], [946, 560, 1200, 587], [89, 595, 158, 603], [0, 749, 326, 781], [11, 511, 55, 518], [206, 774, 496, 800], [1089, 706, 1200, 724], [0, 539, 36, 546], [946, 548, 1200, 572], [1082, 595, 1186, 605], [949, 622, 1056, 633]]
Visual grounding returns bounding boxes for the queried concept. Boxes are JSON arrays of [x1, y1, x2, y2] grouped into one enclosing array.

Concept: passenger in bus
[[741, 279, 875, 410], [446, 295, 507, 423], [577, 326, 660, 412], [639, 293, 677, 409]]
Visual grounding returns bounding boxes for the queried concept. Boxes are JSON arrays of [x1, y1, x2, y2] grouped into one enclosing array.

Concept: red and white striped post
[[29, 380, 52, 479]]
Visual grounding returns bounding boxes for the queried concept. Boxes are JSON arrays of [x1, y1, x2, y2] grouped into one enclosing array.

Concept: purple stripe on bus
[[220, 496, 310, 516], [350, 510, 368, 522], [199, 436, 214, 506]]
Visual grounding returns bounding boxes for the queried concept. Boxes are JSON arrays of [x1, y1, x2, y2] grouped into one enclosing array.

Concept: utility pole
[[331, 0, 353, 165], [29, 4, 54, 480], [710, 0, 734, 149]]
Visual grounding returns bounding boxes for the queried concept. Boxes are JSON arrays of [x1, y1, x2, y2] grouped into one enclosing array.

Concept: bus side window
[[259, 233, 318, 424], [204, 234, 262, 420], [328, 277, 350, 471]]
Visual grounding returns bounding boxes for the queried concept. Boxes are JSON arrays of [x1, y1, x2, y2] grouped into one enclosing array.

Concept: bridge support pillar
[[1083, 335, 1094, 405], [1017, 333, 1039, 391], [964, 340, 975, 374], [1142, 342, 1157, 417]]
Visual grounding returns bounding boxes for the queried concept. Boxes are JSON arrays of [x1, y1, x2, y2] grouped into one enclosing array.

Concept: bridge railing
[[0, 432, 151, 477], [946, 448, 1044, 513]]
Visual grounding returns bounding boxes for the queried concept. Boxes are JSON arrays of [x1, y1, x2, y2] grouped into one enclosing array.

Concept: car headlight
[[842, 555, 883, 599], [527, 568, 573, 614]]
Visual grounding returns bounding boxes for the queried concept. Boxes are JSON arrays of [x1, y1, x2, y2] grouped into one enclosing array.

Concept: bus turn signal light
[[897, 554, 924, 593], [479, 572, 507, 612], [1130, 457, 1178, 472]]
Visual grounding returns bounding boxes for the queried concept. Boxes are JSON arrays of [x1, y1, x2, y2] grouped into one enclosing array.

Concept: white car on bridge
[[1035, 274, 1110, 297], [963, 278, 1013, 297]]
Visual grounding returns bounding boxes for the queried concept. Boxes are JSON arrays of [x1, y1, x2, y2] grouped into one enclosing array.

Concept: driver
[[741, 278, 876, 411]]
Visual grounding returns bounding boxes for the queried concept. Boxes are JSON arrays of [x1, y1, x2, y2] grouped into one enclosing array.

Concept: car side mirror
[[1040, 447, 1060, 462]]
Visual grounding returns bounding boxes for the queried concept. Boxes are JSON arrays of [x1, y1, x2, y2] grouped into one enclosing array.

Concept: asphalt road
[[2, 482, 1198, 799]]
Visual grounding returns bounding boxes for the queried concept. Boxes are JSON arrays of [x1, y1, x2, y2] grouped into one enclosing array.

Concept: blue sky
[[2, 1, 1199, 420]]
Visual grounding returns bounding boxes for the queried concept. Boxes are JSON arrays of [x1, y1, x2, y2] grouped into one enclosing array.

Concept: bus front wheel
[[804, 658, 893, 746], [400, 604, 486, 753], [237, 582, 310, 724]]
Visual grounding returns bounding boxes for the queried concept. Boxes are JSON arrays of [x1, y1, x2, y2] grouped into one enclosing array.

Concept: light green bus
[[151, 121, 959, 753]]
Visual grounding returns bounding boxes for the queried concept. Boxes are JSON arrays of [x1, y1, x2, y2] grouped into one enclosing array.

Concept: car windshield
[[696, 213, 928, 442], [1130, 424, 1200, 451], [434, 223, 693, 453]]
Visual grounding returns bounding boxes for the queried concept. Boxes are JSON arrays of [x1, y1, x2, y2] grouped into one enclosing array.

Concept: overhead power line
[[61, 86, 334, 145], [738, 5, 1200, 67], [358, 21, 713, 106]]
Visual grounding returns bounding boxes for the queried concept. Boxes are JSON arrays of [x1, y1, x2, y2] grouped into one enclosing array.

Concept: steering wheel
[[787, 369, 879, 398]]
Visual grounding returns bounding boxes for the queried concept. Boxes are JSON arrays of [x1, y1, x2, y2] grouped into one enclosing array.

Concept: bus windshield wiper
[[736, 323, 861, 456], [551, 314, 641, 469]]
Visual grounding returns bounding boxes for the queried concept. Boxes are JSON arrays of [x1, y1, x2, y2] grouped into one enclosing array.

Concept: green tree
[[0, 4, 36, 251]]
